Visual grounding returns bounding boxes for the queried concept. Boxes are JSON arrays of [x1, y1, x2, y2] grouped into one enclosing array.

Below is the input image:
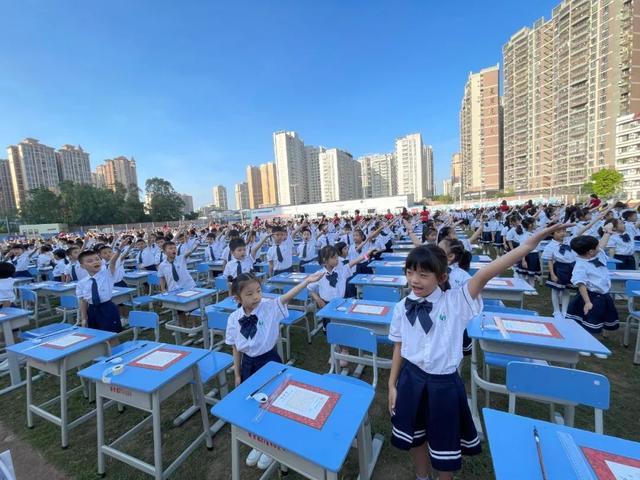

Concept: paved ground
[[0, 421, 67, 480]]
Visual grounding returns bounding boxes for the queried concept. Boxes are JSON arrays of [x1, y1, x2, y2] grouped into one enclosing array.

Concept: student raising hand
[[467, 222, 575, 299]]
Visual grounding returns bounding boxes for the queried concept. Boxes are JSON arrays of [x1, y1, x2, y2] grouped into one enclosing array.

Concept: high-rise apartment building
[[7, 138, 60, 209], [179, 194, 194, 214], [395, 133, 434, 201], [460, 64, 503, 197], [259, 162, 278, 206], [318, 149, 362, 202], [56, 144, 92, 185], [234, 182, 250, 210], [304, 145, 326, 204], [0, 159, 16, 214], [615, 113, 640, 200], [443, 179, 452, 196], [503, 0, 640, 194], [358, 153, 397, 198], [451, 152, 462, 200], [246, 165, 263, 209], [273, 131, 307, 205], [212, 185, 228, 210], [95, 156, 139, 195]]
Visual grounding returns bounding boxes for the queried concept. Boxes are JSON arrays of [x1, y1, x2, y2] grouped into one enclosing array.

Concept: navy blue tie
[[209, 246, 215, 260], [178, 244, 182, 255], [559, 244, 570, 254], [236, 261, 242, 277], [326, 271, 338, 288], [71, 264, 78, 281], [138, 251, 143, 264], [276, 245, 284, 263], [239, 314, 258, 339], [159, 252, 164, 262], [171, 262, 179, 281], [91, 278, 101, 305], [405, 298, 433, 334], [621, 233, 630, 243], [302, 243, 307, 259]]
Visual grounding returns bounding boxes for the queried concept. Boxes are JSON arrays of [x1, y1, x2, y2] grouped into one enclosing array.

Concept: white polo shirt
[[76, 268, 114, 305], [225, 296, 288, 357], [0, 278, 16, 303], [297, 241, 317, 262], [222, 255, 255, 280], [158, 255, 195, 291], [64, 261, 89, 282], [448, 264, 471, 289], [137, 246, 156, 268], [267, 236, 294, 271], [388, 284, 483, 375]]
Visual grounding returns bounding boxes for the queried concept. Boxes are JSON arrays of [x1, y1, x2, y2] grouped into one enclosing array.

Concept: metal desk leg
[[96, 392, 105, 476], [355, 414, 382, 480], [152, 392, 163, 480], [60, 358, 69, 448], [231, 425, 240, 480], [194, 366, 213, 449], [2, 321, 22, 391], [26, 364, 33, 428], [470, 339, 479, 421], [199, 298, 209, 349]]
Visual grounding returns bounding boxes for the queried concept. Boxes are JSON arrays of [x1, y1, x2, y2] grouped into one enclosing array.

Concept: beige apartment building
[[259, 162, 278, 206], [7, 138, 60, 209], [234, 182, 250, 210], [451, 152, 462, 200], [318, 148, 362, 202], [358, 153, 397, 198], [615, 113, 640, 199], [56, 144, 92, 185], [503, 0, 640, 194], [212, 185, 228, 210], [460, 64, 503, 197], [0, 159, 16, 214], [246, 165, 263, 209], [395, 133, 434, 201], [94, 156, 139, 195]]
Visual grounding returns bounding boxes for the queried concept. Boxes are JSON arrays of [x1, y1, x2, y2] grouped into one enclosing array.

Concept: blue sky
[[1, 0, 560, 209]]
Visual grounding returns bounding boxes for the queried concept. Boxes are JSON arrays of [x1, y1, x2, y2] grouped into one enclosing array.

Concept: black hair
[[334, 241, 348, 256], [228, 229, 240, 238], [206, 232, 216, 239], [97, 244, 112, 254], [448, 240, 472, 272], [53, 249, 68, 263], [229, 238, 246, 252], [300, 227, 311, 235], [516, 217, 536, 235], [437, 226, 453, 244], [230, 272, 261, 297], [597, 218, 619, 237], [162, 241, 176, 251], [622, 210, 637, 221], [271, 226, 285, 234], [318, 245, 339, 265], [570, 235, 599, 256], [405, 245, 448, 278], [40, 244, 53, 253], [0, 262, 16, 279], [78, 250, 99, 263], [343, 223, 352, 230]]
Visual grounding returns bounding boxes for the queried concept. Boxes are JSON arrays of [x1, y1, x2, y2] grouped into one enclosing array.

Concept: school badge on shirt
[[438, 313, 446, 322]]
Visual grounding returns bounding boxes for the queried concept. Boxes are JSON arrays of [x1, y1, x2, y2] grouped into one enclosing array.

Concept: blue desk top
[[368, 260, 405, 268], [483, 277, 536, 293], [269, 272, 311, 284], [8, 327, 116, 362], [78, 341, 212, 394], [467, 312, 611, 357], [381, 251, 409, 259], [123, 271, 151, 279], [316, 297, 395, 327], [211, 362, 374, 473], [206, 260, 225, 267], [0, 307, 30, 323], [41, 281, 79, 293], [24, 281, 64, 291], [349, 274, 407, 288], [151, 287, 216, 304], [609, 270, 640, 281], [20, 322, 72, 340], [111, 286, 136, 297], [484, 408, 640, 479]]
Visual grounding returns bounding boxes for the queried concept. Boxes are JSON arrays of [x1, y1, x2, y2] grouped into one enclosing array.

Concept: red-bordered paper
[[581, 446, 640, 480], [494, 316, 563, 339], [487, 279, 514, 287], [349, 303, 390, 316], [262, 380, 340, 429], [42, 333, 93, 349], [128, 348, 189, 371]]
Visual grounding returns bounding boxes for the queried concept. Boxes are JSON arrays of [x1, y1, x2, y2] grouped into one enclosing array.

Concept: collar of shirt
[[407, 288, 442, 303]]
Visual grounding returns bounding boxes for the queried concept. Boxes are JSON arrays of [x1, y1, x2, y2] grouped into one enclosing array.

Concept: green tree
[[119, 187, 147, 223], [145, 177, 185, 221], [20, 188, 63, 223], [590, 168, 624, 198]]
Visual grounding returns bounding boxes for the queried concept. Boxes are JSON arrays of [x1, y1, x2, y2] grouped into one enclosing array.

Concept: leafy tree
[[184, 211, 199, 220], [20, 188, 63, 223], [590, 168, 624, 198], [119, 188, 147, 223], [146, 177, 185, 221]]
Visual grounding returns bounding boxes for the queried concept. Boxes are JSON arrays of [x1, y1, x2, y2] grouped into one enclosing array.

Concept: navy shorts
[[566, 290, 619, 333], [88, 301, 122, 333], [614, 254, 636, 271], [391, 361, 481, 471], [241, 348, 282, 382], [14, 270, 32, 278], [144, 265, 158, 272]]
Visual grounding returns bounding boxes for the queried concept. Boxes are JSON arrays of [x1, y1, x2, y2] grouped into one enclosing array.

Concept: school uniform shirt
[[112, 248, 131, 285], [0, 277, 16, 303], [220, 245, 234, 262], [297, 241, 317, 262], [541, 240, 576, 263], [505, 227, 518, 245], [11, 251, 33, 272], [339, 233, 353, 247], [225, 297, 288, 357], [307, 265, 350, 301], [137, 246, 157, 269], [52, 259, 68, 278], [625, 221, 639, 239], [315, 234, 331, 249], [610, 232, 635, 256], [204, 243, 219, 262], [36, 253, 53, 270], [158, 255, 196, 291], [76, 268, 114, 304], [448, 264, 471, 289], [570, 221, 596, 238], [154, 249, 166, 265], [267, 237, 294, 271], [570, 250, 611, 294], [64, 261, 89, 282], [487, 220, 499, 233], [222, 256, 255, 280], [388, 284, 483, 375]]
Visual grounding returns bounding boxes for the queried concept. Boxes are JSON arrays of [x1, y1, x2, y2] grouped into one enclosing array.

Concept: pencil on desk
[[533, 427, 548, 480]]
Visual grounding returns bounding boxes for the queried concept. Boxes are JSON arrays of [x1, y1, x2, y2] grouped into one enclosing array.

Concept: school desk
[[481, 277, 537, 308], [268, 272, 311, 290], [123, 270, 152, 295], [211, 361, 383, 480], [7, 327, 116, 448], [110, 286, 136, 306], [78, 342, 228, 479], [609, 270, 640, 295], [39, 281, 78, 297], [474, 254, 492, 262], [484, 408, 640, 480], [0, 307, 31, 395], [206, 260, 225, 274], [348, 274, 407, 299], [367, 261, 404, 275], [391, 244, 414, 252], [467, 311, 610, 437], [22, 281, 64, 323], [380, 251, 409, 261], [150, 288, 216, 349]]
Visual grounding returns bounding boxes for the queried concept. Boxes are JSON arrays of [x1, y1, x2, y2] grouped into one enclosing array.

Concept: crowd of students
[[1, 197, 638, 479]]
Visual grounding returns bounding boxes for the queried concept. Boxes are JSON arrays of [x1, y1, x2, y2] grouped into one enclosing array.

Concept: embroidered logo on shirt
[[439, 313, 446, 322]]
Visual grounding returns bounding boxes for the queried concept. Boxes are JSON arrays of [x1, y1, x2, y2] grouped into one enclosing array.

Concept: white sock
[[561, 291, 571, 316], [551, 290, 561, 314]]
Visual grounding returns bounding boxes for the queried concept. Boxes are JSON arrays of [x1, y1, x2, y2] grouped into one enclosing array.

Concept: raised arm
[[279, 271, 324, 304], [403, 219, 422, 247], [467, 222, 574, 299], [347, 248, 376, 269], [574, 205, 614, 237], [467, 222, 484, 244], [599, 222, 613, 250], [250, 233, 271, 259]]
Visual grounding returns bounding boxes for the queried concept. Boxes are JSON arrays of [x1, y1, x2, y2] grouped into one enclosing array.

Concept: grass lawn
[[1, 257, 639, 479]]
